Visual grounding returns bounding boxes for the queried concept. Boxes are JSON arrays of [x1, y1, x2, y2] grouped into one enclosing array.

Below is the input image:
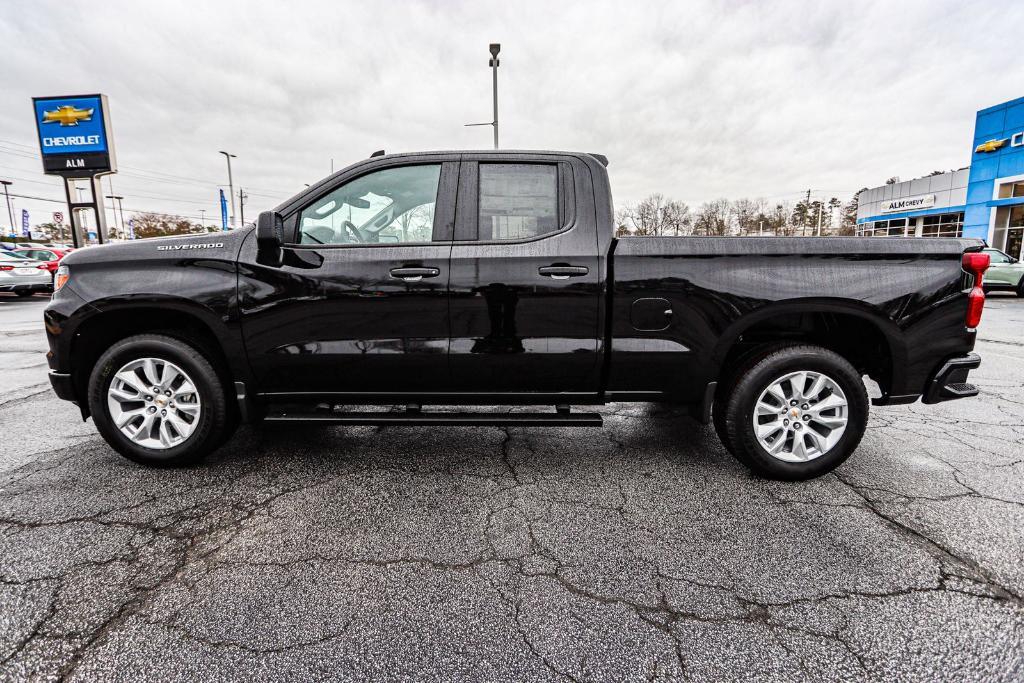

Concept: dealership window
[[996, 181, 1024, 199], [921, 212, 963, 237], [860, 218, 907, 237], [993, 205, 1024, 260], [478, 164, 559, 241]]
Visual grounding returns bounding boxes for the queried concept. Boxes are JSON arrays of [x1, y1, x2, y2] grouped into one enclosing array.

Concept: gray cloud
[[1, 0, 1023, 226]]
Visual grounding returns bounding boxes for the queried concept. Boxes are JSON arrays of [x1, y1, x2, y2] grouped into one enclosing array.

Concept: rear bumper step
[[264, 409, 603, 427], [922, 353, 981, 404]]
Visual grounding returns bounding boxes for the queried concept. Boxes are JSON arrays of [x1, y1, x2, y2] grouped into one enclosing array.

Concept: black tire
[[720, 344, 868, 480], [712, 342, 797, 457], [88, 334, 232, 466], [1016, 280, 1024, 298], [15, 290, 34, 297]]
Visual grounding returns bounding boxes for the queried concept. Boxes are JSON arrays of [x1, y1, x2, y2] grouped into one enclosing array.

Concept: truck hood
[[60, 228, 252, 266]]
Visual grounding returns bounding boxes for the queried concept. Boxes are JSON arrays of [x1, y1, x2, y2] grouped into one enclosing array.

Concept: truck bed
[[608, 236, 982, 404]]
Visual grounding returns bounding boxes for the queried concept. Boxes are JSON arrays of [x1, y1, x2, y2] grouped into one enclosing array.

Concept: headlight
[[54, 264, 70, 291]]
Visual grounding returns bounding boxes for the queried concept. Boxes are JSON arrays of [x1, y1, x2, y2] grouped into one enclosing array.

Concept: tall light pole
[[200, 209, 206, 229], [464, 43, 500, 149], [219, 151, 237, 228], [106, 195, 125, 240], [0, 180, 13, 237]]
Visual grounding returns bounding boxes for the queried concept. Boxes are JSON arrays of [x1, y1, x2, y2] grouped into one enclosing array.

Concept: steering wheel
[[341, 220, 363, 243]]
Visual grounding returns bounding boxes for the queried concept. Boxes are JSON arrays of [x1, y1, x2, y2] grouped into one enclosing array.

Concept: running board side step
[[264, 411, 603, 427]]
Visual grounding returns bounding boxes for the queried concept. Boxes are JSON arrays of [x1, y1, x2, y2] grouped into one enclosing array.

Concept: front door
[[238, 159, 458, 396], [447, 155, 603, 394]]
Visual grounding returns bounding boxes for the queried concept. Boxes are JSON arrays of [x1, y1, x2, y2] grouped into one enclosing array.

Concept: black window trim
[[456, 160, 576, 245], [283, 159, 457, 249]]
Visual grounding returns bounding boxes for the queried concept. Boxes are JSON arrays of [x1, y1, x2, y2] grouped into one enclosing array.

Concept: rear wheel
[[88, 334, 232, 466], [718, 344, 868, 480], [1016, 280, 1024, 298]]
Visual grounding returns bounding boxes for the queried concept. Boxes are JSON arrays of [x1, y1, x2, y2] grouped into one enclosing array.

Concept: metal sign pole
[[61, 175, 110, 247]]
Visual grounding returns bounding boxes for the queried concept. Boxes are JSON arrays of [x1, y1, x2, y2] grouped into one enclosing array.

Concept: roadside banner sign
[[53, 211, 64, 224], [21, 209, 29, 237], [128, 218, 135, 240], [220, 189, 228, 231]]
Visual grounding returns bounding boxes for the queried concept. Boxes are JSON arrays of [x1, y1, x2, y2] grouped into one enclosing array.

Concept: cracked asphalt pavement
[[1, 292, 1023, 681]]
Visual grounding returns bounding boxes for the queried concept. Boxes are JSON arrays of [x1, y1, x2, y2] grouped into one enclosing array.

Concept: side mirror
[[256, 211, 284, 265], [256, 211, 284, 248]]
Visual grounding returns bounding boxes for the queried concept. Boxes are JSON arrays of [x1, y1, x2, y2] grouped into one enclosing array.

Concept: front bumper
[[48, 371, 76, 401], [922, 353, 981, 404]]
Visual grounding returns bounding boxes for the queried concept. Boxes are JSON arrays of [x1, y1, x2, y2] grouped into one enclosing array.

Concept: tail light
[[962, 252, 990, 329], [37, 264, 49, 270], [0, 265, 12, 271], [54, 264, 70, 291]]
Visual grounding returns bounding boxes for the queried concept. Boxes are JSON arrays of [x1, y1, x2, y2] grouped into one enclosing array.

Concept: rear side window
[[479, 164, 558, 241]]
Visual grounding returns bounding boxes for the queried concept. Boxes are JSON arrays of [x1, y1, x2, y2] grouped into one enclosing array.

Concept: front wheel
[[88, 334, 232, 466], [718, 344, 869, 480]]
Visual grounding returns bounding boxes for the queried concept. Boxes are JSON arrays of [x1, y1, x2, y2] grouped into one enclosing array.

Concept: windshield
[[0, 252, 30, 261]]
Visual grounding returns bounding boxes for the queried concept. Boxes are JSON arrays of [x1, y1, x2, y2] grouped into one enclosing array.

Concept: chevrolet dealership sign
[[880, 194, 936, 213], [32, 94, 116, 174]]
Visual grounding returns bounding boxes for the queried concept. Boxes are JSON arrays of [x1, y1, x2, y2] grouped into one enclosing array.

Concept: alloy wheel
[[751, 370, 848, 462], [106, 357, 202, 450]]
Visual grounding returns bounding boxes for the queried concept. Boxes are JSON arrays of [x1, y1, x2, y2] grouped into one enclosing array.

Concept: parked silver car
[[0, 251, 52, 297]]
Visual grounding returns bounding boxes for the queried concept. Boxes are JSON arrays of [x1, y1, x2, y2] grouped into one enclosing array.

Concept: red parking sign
[[53, 211, 64, 223]]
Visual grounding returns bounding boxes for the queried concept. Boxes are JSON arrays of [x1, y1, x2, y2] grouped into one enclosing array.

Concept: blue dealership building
[[857, 96, 1024, 259]]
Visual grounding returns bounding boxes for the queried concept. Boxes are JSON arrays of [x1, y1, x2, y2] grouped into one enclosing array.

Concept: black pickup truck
[[44, 150, 990, 479]]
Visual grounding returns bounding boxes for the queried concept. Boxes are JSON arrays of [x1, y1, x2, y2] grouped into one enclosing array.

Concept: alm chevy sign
[[880, 194, 936, 214]]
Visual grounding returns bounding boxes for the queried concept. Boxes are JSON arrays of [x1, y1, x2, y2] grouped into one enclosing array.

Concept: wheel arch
[[709, 298, 908, 400], [68, 297, 246, 416]]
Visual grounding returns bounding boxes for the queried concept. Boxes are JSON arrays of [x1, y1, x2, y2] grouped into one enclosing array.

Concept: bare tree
[[693, 199, 732, 236], [397, 204, 434, 242], [732, 197, 766, 235], [617, 193, 691, 236], [840, 189, 866, 236]]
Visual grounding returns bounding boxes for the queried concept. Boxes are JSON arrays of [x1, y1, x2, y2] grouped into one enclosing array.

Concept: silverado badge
[[156, 242, 224, 251]]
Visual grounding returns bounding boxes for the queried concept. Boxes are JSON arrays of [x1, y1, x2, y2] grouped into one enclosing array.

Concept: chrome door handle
[[538, 265, 589, 280], [390, 267, 440, 282]]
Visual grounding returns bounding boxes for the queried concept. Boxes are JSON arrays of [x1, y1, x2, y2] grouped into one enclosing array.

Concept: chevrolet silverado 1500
[[44, 150, 990, 479]]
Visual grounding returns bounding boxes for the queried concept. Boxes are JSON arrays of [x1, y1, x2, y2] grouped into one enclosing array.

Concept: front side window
[[479, 164, 558, 241], [298, 164, 441, 245], [985, 249, 1010, 264]]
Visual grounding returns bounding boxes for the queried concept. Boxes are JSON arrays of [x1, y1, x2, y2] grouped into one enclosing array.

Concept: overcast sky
[[2, 0, 1024, 227]]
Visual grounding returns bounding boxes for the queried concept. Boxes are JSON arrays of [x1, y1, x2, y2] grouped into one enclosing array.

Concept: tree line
[[616, 191, 866, 237]]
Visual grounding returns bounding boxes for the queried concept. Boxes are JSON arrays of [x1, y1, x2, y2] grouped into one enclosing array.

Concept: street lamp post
[[106, 195, 125, 240], [0, 180, 13, 237], [219, 151, 237, 228], [464, 43, 501, 149]]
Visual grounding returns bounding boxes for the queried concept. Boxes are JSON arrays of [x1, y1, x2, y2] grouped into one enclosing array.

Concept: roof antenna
[[370, 150, 385, 158]]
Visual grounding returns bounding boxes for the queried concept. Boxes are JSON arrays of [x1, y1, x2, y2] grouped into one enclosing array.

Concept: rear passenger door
[[447, 154, 603, 394]]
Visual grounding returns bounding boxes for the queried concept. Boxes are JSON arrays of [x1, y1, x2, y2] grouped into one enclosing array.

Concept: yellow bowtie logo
[[975, 138, 1008, 154], [42, 105, 94, 127]]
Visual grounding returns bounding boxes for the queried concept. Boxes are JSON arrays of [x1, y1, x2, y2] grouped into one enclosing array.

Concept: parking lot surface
[[1, 292, 1022, 682]]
